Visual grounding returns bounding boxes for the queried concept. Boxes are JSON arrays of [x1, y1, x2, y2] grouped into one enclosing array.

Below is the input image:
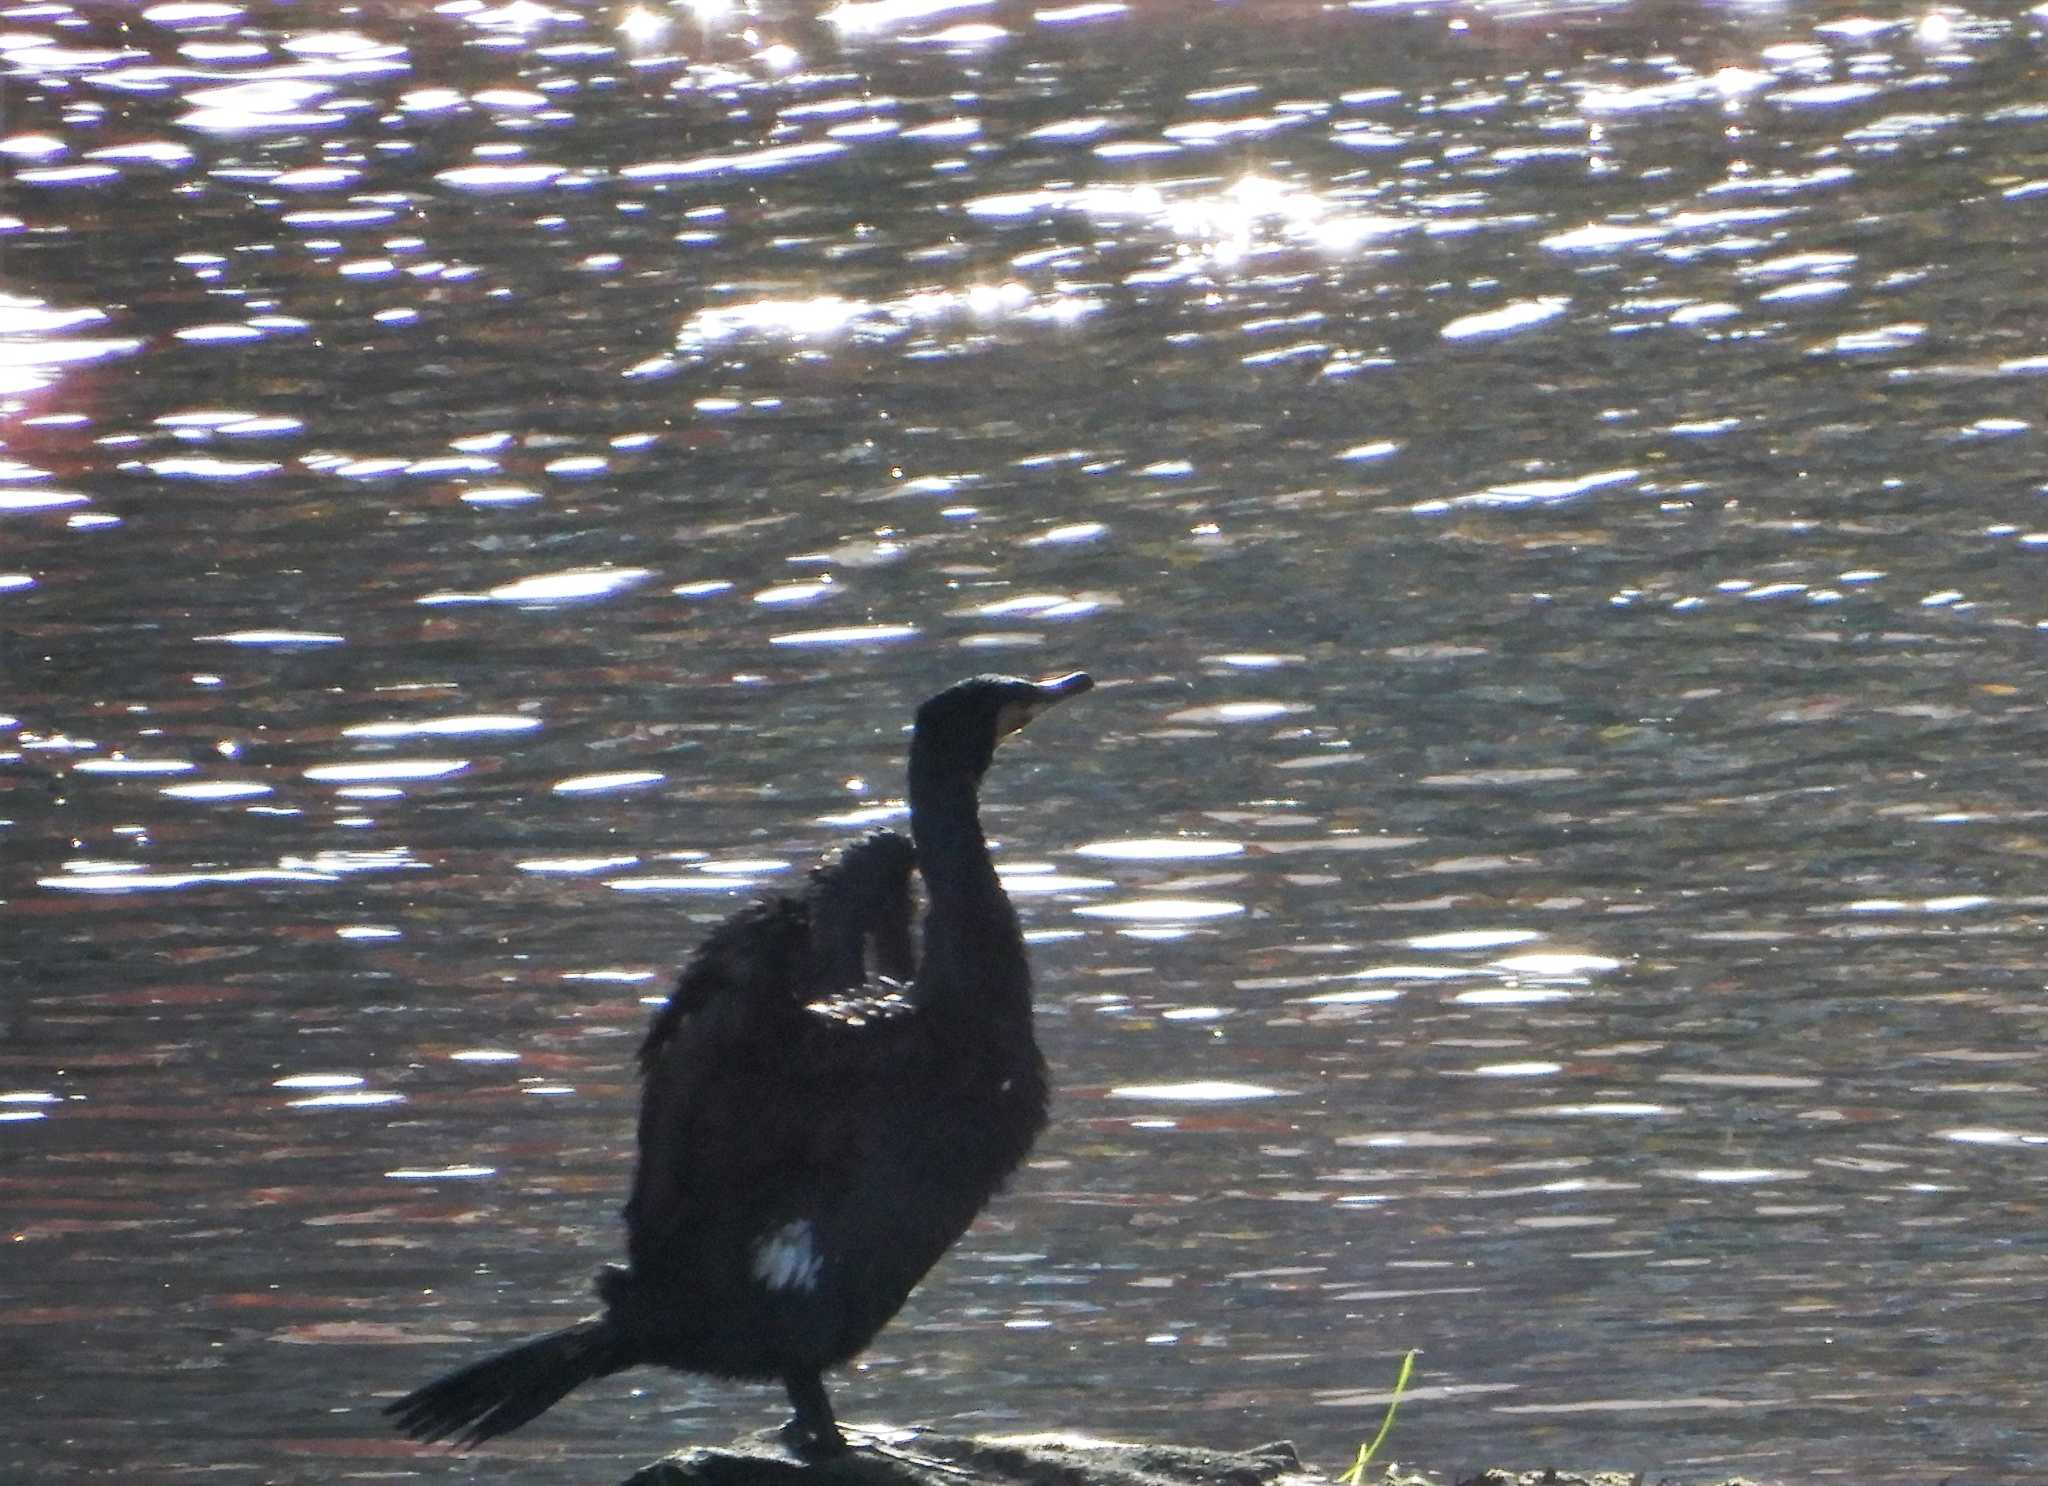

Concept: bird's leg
[[779, 1375, 973, 1476], [780, 1370, 848, 1459]]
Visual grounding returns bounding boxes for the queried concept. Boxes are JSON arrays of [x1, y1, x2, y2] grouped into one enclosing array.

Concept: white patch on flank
[[751, 1219, 824, 1293]]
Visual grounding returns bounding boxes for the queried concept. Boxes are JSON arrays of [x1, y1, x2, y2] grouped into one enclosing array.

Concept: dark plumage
[[384, 672, 1093, 1457], [633, 830, 918, 1082]]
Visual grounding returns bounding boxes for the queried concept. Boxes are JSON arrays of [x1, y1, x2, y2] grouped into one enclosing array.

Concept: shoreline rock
[[618, 1430, 1765, 1486]]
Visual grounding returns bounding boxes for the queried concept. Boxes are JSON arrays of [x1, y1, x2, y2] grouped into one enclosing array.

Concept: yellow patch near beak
[[995, 700, 1041, 737], [998, 672, 1093, 738]]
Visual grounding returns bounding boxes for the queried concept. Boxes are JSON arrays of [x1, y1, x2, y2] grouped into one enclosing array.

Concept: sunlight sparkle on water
[[1844, 894, 1993, 915], [625, 142, 847, 184], [518, 856, 640, 874], [1942, 1128, 2048, 1147], [963, 592, 1112, 619], [676, 280, 1060, 348], [345, 714, 540, 739], [617, 6, 666, 42], [1027, 522, 1107, 546], [1414, 467, 1640, 515], [966, 176, 1403, 268], [0, 301, 105, 335], [996, 870, 1115, 896], [817, 802, 910, 828], [686, 296, 863, 340], [17, 164, 121, 186], [1035, 1, 1126, 23], [825, 0, 992, 33], [303, 759, 468, 783], [0, 138, 67, 162], [437, 164, 566, 192], [1108, 1081, 1285, 1102], [1455, 987, 1575, 1006], [146, 453, 280, 475], [1491, 952, 1623, 977], [552, 772, 664, 796], [769, 625, 920, 648], [608, 876, 763, 894], [40, 867, 338, 893], [1207, 653, 1304, 669], [1074, 898, 1245, 922], [755, 580, 837, 607], [1442, 297, 1570, 342], [1072, 838, 1244, 861], [1167, 701, 1307, 725], [420, 567, 654, 605], [1542, 223, 1669, 253], [73, 758, 196, 775], [288, 1090, 404, 1109], [1409, 929, 1543, 951], [1298, 987, 1404, 1006], [178, 78, 337, 132], [195, 629, 344, 646], [0, 326, 145, 396]]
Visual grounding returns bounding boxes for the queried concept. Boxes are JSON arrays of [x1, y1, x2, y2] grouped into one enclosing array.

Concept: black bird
[[384, 672, 1093, 1457]]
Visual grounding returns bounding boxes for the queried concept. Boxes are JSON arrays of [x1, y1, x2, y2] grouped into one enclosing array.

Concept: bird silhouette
[[385, 672, 1092, 1457]]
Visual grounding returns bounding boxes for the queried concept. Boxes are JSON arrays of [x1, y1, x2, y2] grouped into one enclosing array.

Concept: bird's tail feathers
[[384, 1317, 633, 1448]]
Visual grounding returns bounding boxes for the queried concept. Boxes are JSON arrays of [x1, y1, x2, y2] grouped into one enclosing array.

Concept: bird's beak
[[1034, 671, 1094, 704], [999, 672, 1094, 737]]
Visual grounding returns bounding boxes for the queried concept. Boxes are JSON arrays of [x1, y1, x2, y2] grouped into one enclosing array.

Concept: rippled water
[[7, 1, 2048, 1481]]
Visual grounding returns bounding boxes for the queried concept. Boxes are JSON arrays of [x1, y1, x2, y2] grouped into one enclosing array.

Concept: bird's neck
[[907, 746, 1028, 1015]]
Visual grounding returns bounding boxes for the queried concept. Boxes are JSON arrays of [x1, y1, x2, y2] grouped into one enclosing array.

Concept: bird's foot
[[779, 1414, 850, 1461]]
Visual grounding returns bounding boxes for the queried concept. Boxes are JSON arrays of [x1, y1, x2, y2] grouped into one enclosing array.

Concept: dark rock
[[620, 1431, 1769, 1486], [622, 1431, 1321, 1486]]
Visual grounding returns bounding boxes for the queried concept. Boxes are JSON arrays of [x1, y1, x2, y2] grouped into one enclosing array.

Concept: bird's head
[[911, 672, 1094, 778]]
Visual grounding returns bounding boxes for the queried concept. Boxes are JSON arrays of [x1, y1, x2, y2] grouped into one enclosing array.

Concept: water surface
[[6, 1, 2048, 1482]]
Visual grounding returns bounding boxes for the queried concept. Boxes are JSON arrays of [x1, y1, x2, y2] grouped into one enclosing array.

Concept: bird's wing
[[624, 834, 919, 1263], [803, 830, 917, 992], [636, 897, 804, 1073], [626, 990, 920, 1269], [628, 894, 811, 1250]]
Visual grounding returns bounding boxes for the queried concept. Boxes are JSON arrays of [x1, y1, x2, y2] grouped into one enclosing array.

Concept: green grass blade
[[1336, 1349, 1418, 1486]]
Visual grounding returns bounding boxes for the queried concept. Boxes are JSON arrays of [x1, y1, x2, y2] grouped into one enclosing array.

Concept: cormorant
[[384, 672, 1093, 1457]]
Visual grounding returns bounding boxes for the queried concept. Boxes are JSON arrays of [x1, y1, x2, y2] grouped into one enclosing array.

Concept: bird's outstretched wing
[[624, 832, 918, 1264]]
